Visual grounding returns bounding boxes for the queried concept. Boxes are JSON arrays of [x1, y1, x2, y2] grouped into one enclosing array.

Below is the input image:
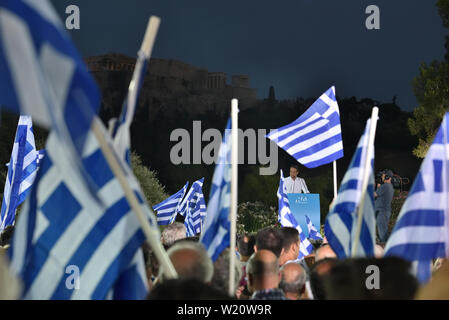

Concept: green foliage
[[408, 2, 449, 157], [131, 151, 169, 207], [408, 61, 449, 157], [236, 201, 279, 234], [239, 166, 279, 206], [306, 167, 334, 222]]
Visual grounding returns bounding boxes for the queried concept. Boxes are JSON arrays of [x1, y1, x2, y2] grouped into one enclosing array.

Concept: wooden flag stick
[[91, 117, 178, 279], [229, 99, 239, 297], [351, 107, 379, 257]]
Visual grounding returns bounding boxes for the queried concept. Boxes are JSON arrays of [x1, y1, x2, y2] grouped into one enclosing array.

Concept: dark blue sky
[[51, 0, 447, 111]]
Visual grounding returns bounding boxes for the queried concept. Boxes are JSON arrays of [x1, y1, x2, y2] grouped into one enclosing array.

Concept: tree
[[131, 151, 169, 207], [408, 0, 449, 157]]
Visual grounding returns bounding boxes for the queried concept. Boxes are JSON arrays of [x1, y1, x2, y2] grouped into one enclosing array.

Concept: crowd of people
[[143, 222, 449, 300]]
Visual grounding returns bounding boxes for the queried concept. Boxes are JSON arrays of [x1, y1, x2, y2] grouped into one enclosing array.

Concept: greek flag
[[267, 86, 343, 168], [324, 119, 376, 259], [0, 115, 38, 231], [200, 119, 231, 262], [111, 47, 151, 165], [36, 149, 45, 168], [305, 215, 323, 241], [3, 0, 152, 299], [153, 182, 189, 225], [278, 170, 313, 260], [177, 178, 207, 236], [385, 113, 449, 283], [184, 185, 207, 237]]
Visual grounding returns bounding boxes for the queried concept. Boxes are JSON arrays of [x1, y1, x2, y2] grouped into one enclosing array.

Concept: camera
[[375, 169, 401, 189]]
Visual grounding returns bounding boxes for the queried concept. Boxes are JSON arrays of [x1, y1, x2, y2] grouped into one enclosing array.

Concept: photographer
[[374, 170, 394, 243]]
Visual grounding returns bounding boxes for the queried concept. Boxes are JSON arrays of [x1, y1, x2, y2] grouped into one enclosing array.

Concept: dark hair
[[148, 278, 231, 300], [290, 165, 299, 171], [309, 258, 338, 300], [255, 227, 284, 257], [280, 227, 299, 250], [237, 233, 256, 257], [0, 225, 14, 247], [324, 257, 418, 300]]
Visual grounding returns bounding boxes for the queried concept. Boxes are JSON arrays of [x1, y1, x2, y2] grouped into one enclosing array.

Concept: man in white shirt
[[284, 165, 309, 194]]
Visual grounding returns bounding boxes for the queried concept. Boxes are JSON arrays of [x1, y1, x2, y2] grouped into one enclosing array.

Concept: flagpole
[[333, 160, 338, 200], [229, 99, 238, 297], [91, 118, 178, 279], [351, 107, 379, 257]]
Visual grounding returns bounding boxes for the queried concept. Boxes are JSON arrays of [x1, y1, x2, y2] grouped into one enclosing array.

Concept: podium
[[287, 193, 321, 238]]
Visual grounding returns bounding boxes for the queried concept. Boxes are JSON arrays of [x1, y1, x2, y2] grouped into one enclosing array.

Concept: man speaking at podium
[[284, 165, 309, 194]]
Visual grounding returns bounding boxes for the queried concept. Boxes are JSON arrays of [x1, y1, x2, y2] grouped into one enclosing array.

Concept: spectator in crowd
[[211, 248, 242, 297], [246, 250, 288, 300], [237, 233, 255, 266], [254, 227, 284, 258], [279, 262, 307, 300], [148, 278, 230, 300], [324, 257, 418, 300], [279, 227, 300, 266], [374, 243, 385, 258], [309, 258, 338, 300], [161, 240, 213, 283], [315, 243, 336, 262], [236, 233, 255, 299], [161, 222, 186, 248]]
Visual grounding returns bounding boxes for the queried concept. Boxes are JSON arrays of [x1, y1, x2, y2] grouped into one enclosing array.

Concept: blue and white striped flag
[[177, 178, 207, 236], [324, 119, 376, 259], [153, 182, 189, 225], [184, 185, 207, 237], [385, 113, 449, 283], [278, 170, 313, 260], [3, 0, 152, 299], [267, 86, 343, 168], [36, 149, 45, 169], [0, 115, 38, 231], [305, 215, 323, 241], [200, 119, 232, 262]]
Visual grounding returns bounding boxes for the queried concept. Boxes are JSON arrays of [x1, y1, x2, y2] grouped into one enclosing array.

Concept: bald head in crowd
[[164, 241, 213, 283], [246, 250, 281, 293], [280, 263, 307, 300], [315, 244, 336, 262]]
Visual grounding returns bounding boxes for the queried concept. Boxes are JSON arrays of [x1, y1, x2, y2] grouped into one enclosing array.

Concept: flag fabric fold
[[385, 113, 449, 283], [178, 178, 207, 236], [267, 86, 343, 168], [153, 182, 189, 225], [200, 119, 232, 262], [324, 119, 376, 259], [0, 115, 38, 231], [305, 215, 323, 241], [3, 0, 153, 299]]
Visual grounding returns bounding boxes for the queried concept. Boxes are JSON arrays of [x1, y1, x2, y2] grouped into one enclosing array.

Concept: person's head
[[246, 250, 281, 293], [309, 258, 338, 300], [211, 248, 242, 297], [280, 262, 307, 300], [324, 257, 418, 300], [161, 222, 187, 248], [290, 165, 299, 179], [382, 170, 393, 184], [255, 227, 284, 258], [148, 278, 230, 300], [374, 244, 385, 258], [279, 227, 300, 265], [163, 241, 213, 283], [237, 233, 256, 262], [315, 244, 336, 262]]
